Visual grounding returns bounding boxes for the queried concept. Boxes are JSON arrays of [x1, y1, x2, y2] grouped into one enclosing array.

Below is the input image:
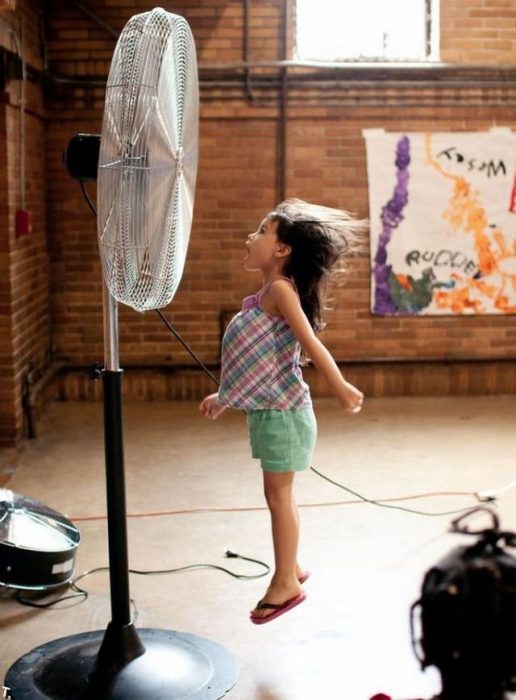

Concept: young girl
[[199, 198, 366, 624]]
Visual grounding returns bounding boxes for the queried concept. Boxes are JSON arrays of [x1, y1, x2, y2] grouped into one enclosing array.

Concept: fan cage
[[97, 8, 198, 312]]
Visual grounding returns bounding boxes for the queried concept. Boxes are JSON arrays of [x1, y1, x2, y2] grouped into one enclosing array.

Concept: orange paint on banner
[[425, 133, 516, 313], [395, 274, 412, 290], [510, 175, 516, 214]]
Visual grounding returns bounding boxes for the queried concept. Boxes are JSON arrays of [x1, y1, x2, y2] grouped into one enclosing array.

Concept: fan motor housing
[[64, 133, 101, 182]]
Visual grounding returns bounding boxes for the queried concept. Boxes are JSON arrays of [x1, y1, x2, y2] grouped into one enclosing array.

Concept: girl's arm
[[268, 279, 363, 413]]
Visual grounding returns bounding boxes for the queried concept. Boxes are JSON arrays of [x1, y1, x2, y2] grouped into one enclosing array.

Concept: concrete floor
[[1, 395, 516, 699]]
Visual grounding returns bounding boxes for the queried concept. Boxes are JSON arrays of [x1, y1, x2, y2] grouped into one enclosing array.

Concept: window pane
[[296, 0, 434, 61]]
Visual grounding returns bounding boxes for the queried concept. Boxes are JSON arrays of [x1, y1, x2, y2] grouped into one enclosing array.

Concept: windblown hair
[[271, 198, 368, 332]]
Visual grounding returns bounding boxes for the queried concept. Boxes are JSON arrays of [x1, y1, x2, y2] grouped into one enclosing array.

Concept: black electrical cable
[[75, 550, 270, 584], [79, 180, 97, 217], [14, 584, 88, 609], [127, 550, 270, 580], [13, 551, 270, 611], [155, 308, 220, 387], [310, 466, 481, 517]]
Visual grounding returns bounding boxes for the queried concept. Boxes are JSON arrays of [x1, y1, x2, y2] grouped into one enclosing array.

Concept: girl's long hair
[[271, 198, 368, 332]]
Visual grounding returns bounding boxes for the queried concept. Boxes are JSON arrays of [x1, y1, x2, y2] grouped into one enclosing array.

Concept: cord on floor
[[12, 550, 270, 611]]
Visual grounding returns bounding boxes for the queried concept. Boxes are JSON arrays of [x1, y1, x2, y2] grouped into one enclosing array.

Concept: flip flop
[[250, 591, 307, 625], [298, 570, 311, 584]]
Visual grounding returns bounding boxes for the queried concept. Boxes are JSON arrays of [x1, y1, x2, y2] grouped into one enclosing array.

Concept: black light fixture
[[0, 489, 80, 591]]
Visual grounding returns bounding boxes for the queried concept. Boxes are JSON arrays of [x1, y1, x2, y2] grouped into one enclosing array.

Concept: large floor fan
[[4, 8, 238, 699]]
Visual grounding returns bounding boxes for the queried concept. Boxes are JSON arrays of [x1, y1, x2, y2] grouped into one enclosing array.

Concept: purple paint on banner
[[373, 135, 410, 314]]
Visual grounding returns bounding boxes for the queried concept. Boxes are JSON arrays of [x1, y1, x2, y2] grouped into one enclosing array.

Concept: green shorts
[[246, 406, 317, 472]]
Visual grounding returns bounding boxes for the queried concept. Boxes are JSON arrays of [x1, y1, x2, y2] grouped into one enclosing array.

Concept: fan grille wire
[[97, 9, 198, 312]]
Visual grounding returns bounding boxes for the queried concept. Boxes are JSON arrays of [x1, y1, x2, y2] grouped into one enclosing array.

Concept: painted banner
[[363, 128, 516, 315]]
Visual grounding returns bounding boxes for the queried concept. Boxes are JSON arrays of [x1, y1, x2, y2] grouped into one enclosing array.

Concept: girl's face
[[244, 216, 284, 272]]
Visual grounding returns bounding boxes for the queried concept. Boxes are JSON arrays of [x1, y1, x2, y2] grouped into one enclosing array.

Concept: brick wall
[[0, 0, 50, 445], [441, 0, 516, 64], [0, 91, 13, 442], [0, 0, 515, 445]]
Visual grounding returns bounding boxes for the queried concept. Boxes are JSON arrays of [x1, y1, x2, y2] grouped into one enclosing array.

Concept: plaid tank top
[[218, 283, 311, 411]]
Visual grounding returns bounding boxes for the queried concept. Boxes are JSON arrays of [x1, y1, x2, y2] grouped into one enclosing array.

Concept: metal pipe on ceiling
[[200, 58, 516, 75], [277, 0, 290, 203]]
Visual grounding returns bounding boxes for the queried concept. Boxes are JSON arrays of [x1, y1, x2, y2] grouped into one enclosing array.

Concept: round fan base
[[5, 628, 238, 699]]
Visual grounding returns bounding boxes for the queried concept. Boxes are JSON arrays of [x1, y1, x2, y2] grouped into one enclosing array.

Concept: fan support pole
[[4, 289, 238, 699]]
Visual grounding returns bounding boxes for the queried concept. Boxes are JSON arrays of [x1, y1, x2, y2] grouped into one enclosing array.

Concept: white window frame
[[294, 0, 440, 64]]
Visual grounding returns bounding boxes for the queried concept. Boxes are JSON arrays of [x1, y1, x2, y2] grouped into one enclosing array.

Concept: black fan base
[[5, 628, 238, 699]]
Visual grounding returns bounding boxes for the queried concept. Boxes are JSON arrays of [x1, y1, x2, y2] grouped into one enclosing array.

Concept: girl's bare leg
[[251, 470, 303, 619], [292, 500, 306, 581]]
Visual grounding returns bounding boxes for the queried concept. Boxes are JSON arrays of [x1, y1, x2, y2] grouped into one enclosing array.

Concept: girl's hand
[[339, 381, 364, 414], [199, 393, 227, 420]]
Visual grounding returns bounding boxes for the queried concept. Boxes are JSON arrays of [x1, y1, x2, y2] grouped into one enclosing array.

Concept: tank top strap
[[257, 276, 297, 303]]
